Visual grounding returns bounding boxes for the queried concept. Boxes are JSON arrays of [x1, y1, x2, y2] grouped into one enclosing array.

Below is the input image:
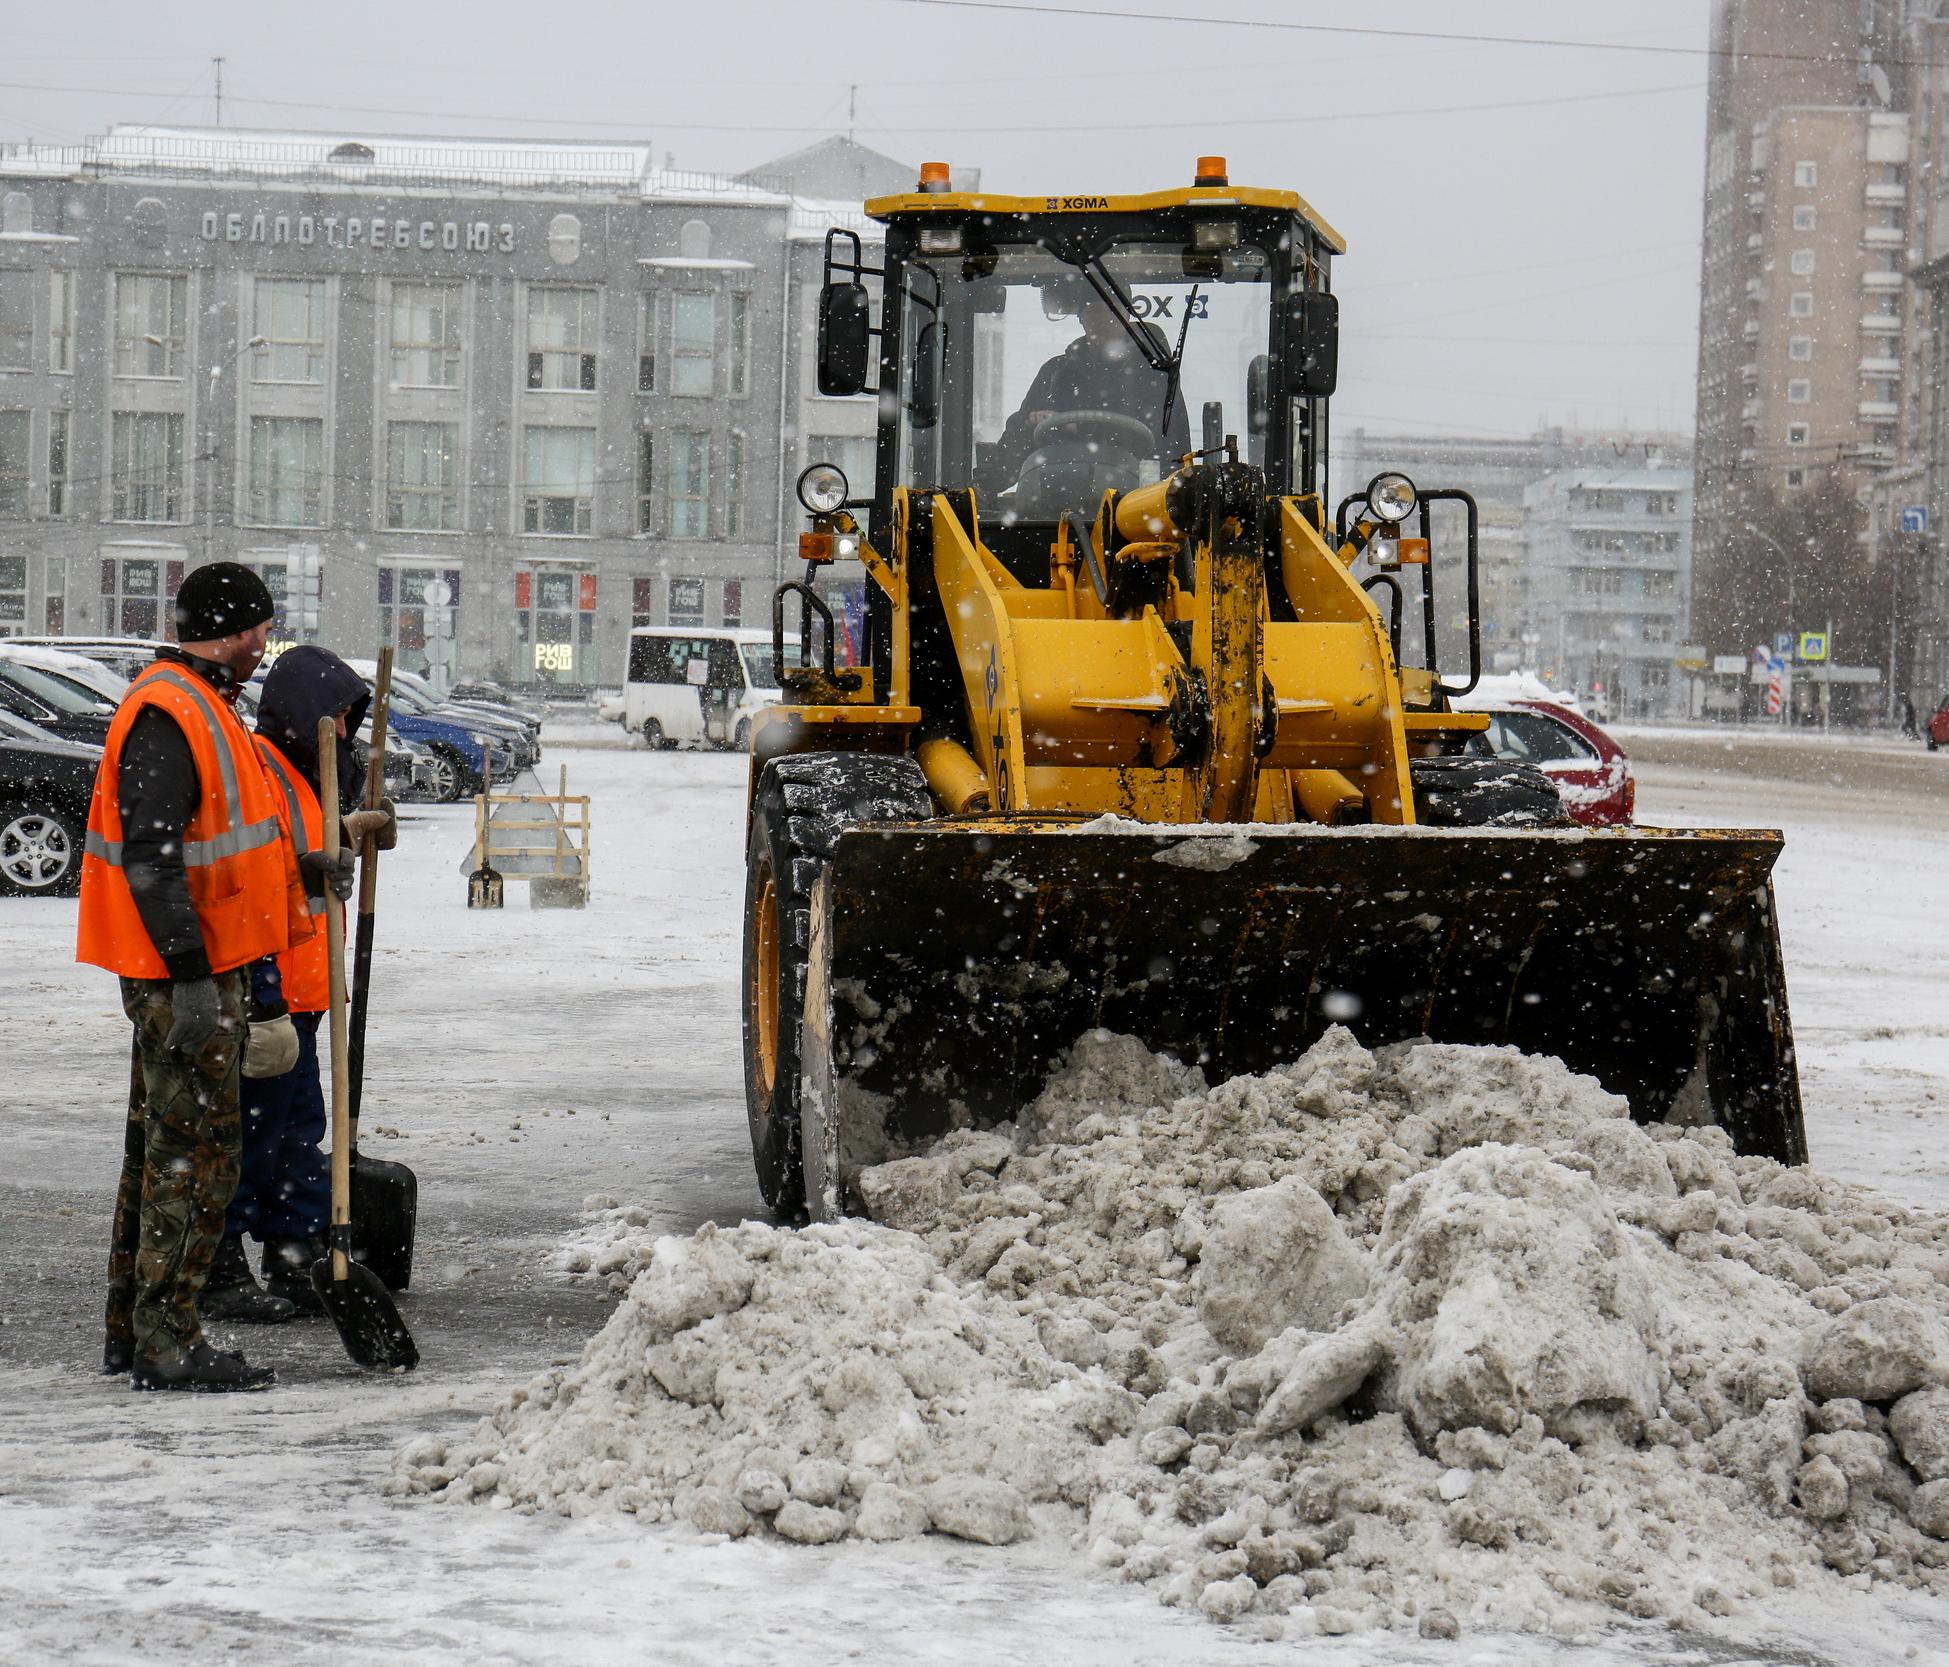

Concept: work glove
[[299, 847, 356, 905], [343, 796, 398, 852], [243, 1013, 300, 1079], [164, 978, 224, 1057]]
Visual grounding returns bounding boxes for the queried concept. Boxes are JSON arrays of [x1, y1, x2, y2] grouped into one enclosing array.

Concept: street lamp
[[151, 331, 265, 561]]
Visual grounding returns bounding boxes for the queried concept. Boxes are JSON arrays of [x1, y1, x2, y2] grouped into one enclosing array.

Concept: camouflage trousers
[[104, 970, 248, 1361]]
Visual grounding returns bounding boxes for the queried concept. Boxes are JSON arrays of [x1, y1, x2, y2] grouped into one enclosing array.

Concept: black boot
[[131, 1340, 276, 1393], [103, 1335, 134, 1375], [200, 1235, 297, 1325], [262, 1235, 328, 1315]]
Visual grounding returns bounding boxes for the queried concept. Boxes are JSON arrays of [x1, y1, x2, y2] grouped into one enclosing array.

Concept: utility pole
[[212, 56, 224, 127], [848, 84, 857, 144]]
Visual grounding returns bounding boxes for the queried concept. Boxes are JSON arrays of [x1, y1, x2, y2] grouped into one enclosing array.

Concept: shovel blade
[[312, 1257, 419, 1373], [351, 1153, 418, 1292], [799, 822, 1803, 1219]]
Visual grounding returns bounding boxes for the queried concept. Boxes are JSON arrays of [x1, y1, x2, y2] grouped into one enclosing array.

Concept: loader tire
[[743, 753, 936, 1219], [1410, 756, 1570, 828]]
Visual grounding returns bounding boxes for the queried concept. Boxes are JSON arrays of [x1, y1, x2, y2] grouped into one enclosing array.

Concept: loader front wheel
[[742, 753, 937, 1219], [1411, 755, 1570, 828]]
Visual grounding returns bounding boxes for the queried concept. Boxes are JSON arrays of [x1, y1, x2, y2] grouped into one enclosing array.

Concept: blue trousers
[[227, 1011, 331, 1243]]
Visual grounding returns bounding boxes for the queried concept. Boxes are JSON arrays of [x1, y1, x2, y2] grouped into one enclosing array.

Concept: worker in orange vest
[[79, 564, 349, 1392]]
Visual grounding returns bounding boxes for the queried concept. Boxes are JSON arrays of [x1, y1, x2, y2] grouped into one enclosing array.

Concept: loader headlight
[[1365, 471, 1419, 524], [797, 462, 850, 514]]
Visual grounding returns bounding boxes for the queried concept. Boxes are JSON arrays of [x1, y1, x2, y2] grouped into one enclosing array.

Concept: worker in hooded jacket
[[79, 564, 352, 1392], [198, 645, 396, 1324]]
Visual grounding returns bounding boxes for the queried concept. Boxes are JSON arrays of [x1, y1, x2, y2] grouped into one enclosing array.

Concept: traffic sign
[[1773, 632, 1793, 656], [423, 635, 456, 667], [1797, 631, 1828, 663], [1902, 506, 1930, 535], [422, 578, 452, 607]]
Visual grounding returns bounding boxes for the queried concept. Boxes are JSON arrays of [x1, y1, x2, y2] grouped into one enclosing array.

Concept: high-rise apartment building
[[1691, 1, 1921, 676]]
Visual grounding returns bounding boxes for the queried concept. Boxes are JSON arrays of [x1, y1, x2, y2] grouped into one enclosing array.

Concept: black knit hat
[[173, 561, 276, 642]]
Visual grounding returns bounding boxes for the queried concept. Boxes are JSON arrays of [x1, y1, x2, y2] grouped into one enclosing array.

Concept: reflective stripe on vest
[[256, 741, 324, 917]]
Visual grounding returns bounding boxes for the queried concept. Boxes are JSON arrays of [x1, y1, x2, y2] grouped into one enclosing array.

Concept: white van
[[624, 626, 780, 750]]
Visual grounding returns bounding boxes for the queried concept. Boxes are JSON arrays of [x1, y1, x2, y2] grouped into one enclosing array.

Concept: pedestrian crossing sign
[[1797, 631, 1828, 663]]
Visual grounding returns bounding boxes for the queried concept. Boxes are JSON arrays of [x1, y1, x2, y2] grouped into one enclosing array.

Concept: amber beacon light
[[1194, 156, 1229, 187], [918, 161, 952, 192]]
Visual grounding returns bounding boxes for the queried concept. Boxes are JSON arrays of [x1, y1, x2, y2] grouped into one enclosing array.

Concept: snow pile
[[394, 1028, 1949, 1641]]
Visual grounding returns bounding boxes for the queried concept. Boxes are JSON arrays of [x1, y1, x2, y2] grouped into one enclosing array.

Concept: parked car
[[0, 658, 118, 746], [338, 663, 518, 803], [1927, 697, 1949, 751], [624, 626, 781, 751], [449, 679, 547, 726], [1459, 698, 1635, 826], [0, 642, 130, 705], [0, 707, 98, 896], [236, 674, 437, 803], [392, 667, 543, 754], [5, 635, 167, 683]]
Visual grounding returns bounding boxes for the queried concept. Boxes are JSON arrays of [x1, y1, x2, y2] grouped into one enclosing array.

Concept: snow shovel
[[313, 717, 418, 1373], [345, 649, 418, 1292]]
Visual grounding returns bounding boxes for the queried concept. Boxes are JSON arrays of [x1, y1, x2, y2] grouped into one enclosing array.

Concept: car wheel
[[733, 720, 752, 753], [424, 747, 468, 804], [641, 719, 666, 751], [0, 800, 83, 896]]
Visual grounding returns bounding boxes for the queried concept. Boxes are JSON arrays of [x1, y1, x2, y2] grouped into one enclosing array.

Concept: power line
[[1361, 239, 1700, 294]]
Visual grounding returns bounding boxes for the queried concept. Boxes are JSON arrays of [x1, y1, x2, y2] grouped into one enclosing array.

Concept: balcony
[[1858, 401, 1900, 419], [1866, 182, 1907, 205], [1860, 313, 1903, 332], [1742, 318, 1761, 338], [1746, 232, 1765, 251], [1861, 271, 1906, 290], [1742, 399, 1763, 420], [1858, 356, 1901, 375], [1863, 226, 1907, 248], [1745, 277, 1768, 297]]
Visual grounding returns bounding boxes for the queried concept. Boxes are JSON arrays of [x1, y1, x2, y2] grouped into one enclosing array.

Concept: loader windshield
[[893, 235, 1272, 529]]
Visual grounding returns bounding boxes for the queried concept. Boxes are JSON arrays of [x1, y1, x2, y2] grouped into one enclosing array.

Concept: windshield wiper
[[1160, 282, 1202, 437], [1075, 255, 1174, 375]]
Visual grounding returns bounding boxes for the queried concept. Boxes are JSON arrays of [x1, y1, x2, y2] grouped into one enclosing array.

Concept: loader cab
[[814, 164, 1342, 584]]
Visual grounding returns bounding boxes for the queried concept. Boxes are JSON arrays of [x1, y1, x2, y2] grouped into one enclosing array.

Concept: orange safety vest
[[253, 736, 332, 1013], [76, 660, 312, 979]]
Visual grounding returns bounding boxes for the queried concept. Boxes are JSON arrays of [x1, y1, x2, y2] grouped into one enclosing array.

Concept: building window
[[234, 556, 292, 636], [110, 411, 184, 522], [252, 278, 327, 383], [631, 576, 655, 629], [523, 426, 596, 534], [722, 578, 742, 628], [1789, 249, 1815, 276], [729, 293, 750, 397], [1789, 336, 1813, 361], [1787, 422, 1809, 445], [810, 433, 877, 501], [636, 431, 654, 533], [48, 271, 73, 373], [377, 563, 462, 683], [390, 283, 462, 387], [515, 567, 596, 683], [0, 272, 33, 371], [668, 575, 705, 625], [672, 293, 715, 396], [1794, 160, 1818, 187], [385, 421, 460, 531], [1787, 378, 1811, 403], [1784, 467, 1806, 490], [0, 410, 27, 516], [0, 553, 23, 631], [637, 292, 655, 392], [1790, 291, 1814, 317], [113, 274, 187, 378], [726, 430, 746, 537], [47, 409, 66, 515], [669, 430, 709, 537], [43, 553, 64, 632], [1792, 204, 1817, 231], [526, 287, 598, 391], [101, 553, 182, 637], [247, 416, 324, 527]]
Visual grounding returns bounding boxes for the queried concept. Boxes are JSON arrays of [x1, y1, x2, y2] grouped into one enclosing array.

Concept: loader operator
[[990, 291, 1190, 490], [198, 645, 395, 1327], [77, 563, 353, 1393]]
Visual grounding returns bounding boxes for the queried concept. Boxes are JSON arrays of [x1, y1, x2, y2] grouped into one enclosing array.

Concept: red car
[[1463, 699, 1635, 826], [1927, 698, 1949, 751]]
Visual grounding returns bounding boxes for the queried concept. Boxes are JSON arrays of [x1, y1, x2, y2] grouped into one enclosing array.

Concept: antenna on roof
[[212, 56, 224, 127]]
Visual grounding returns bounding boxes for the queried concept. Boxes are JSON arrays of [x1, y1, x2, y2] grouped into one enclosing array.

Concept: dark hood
[[255, 645, 371, 802]]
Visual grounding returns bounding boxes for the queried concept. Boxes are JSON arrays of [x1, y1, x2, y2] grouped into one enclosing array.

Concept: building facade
[[0, 126, 898, 690], [1521, 468, 1695, 720]]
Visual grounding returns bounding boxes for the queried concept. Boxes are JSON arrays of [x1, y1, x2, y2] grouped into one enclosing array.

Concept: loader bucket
[[797, 823, 1802, 1219]]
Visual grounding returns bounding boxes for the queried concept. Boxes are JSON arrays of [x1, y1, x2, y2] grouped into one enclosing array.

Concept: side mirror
[[910, 319, 940, 431], [1245, 353, 1271, 465], [1284, 290, 1338, 398], [817, 281, 873, 396]]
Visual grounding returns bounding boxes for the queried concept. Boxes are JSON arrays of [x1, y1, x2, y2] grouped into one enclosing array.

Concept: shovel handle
[[320, 717, 352, 1284], [348, 647, 392, 1132]]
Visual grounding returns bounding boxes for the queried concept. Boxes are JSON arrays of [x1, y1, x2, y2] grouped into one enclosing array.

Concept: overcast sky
[[1, 0, 1709, 443]]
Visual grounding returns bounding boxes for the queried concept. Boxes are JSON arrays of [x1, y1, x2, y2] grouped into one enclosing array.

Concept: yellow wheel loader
[[744, 158, 1802, 1220]]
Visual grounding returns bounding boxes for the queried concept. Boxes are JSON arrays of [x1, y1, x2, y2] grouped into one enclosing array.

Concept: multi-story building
[[1522, 468, 1695, 720], [1335, 426, 1691, 696], [0, 125, 911, 690], [1691, 0, 1927, 683]]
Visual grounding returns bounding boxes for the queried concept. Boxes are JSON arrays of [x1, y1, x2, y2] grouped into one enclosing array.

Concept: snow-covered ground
[[2, 740, 1947, 1666]]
